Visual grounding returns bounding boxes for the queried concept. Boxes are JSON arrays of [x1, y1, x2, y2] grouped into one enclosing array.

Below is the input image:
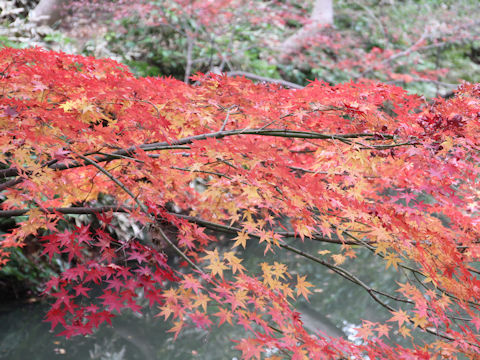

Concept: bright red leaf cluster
[[1, 47, 480, 358]]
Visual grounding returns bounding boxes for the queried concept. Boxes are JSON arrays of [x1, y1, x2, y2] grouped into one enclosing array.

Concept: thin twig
[[75, 153, 204, 274], [219, 105, 235, 132], [279, 242, 457, 343]]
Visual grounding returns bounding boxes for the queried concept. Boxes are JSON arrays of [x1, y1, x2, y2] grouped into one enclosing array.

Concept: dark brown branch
[[279, 242, 458, 343], [0, 177, 24, 191], [279, 242, 397, 311], [0, 206, 130, 218], [0, 205, 364, 245], [173, 213, 366, 245], [0, 128, 397, 180]]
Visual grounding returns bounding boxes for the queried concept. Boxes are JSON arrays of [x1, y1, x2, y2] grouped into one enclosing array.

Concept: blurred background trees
[[1, 0, 479, 97]]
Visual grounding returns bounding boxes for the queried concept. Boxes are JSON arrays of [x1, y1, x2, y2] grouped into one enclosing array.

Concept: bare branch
[[226, 71, 303, 89]]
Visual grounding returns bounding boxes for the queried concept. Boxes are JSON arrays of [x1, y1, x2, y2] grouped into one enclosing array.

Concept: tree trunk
[[29, 0, 65, 26], [310, 0, 334, 25], [280, 0, 334, 61]]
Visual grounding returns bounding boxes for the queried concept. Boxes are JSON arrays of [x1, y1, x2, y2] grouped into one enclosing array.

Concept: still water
[[0, 240, 423, 359]]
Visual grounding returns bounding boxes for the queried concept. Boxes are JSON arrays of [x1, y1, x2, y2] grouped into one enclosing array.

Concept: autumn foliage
[[2, 47, 480, 359]]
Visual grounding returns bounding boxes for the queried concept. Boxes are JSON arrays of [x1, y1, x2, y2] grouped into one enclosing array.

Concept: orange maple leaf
[[388, 309, 409, 327]]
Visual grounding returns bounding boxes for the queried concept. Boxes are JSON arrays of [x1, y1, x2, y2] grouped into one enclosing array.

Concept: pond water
[[0, 239, 428, 359]]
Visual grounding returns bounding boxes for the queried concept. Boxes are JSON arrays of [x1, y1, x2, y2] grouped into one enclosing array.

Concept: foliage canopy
[[1, 47, 480, 359]]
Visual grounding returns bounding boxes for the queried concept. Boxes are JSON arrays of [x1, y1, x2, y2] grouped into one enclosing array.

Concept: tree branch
[[75, 153, 205, 275], [0, 205, 364, 246], [279, 242, 458, 343], [226, 71, 303, 89], [0, 128, 397, 180]]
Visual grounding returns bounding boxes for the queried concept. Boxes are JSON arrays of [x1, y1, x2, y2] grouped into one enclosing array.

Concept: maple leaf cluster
[[1, 47, 480, 359]]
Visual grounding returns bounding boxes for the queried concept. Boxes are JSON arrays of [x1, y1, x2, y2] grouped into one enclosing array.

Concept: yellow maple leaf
[[440, 136, 454, 153], [271, 261, 288, 280], [203, 249, 228, 278], [224, 252, 245, 274], [295, 222, 313, 240], [332, 253, 346, 266], [318, 249, 331, 255], [296, 274, 313, 300], [59, 99, 79, 112], [167, 320, 184, 340], [412, 314, 428, 329], [384, 252, 402, 270], [244, 185, 261, 201], [398, 325, 412, 338], [233, 231, 249, 248], [193, 293, 210, 312]]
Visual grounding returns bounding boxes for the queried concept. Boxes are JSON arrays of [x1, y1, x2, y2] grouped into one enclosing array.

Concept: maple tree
[[1, 46, 480, 359]]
